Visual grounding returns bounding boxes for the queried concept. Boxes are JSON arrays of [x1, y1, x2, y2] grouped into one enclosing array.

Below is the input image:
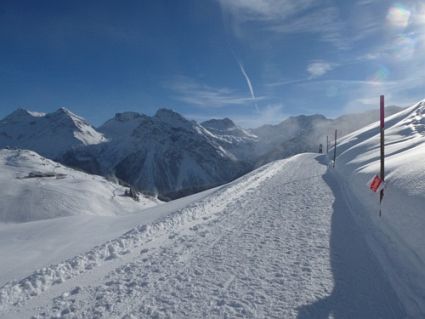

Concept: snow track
[[1, 154, 406, 318]]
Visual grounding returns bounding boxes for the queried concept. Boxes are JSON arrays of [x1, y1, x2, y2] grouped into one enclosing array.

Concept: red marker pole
[[333, 129, 337, 168], [379, 95, 385, 216], [326, 135, 329, 154]]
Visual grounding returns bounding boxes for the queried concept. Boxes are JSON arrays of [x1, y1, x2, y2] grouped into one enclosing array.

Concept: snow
[[0, 108, 106, 158], [0, 101, 424, 317], [0, 153, 408, 318], [70, 109, 251, 198], [0, 148, 215, 286], [332, 99, 425, 316], [0, 149, 160, 222], [201, 118, 258, 140], [154, 108, 195, 130], [98, 112, 148, 138], [0, 186, 216, 287], [2, 106, 402, 200]]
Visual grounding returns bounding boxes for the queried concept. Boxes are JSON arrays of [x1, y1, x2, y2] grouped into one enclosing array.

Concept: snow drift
[[333, 99, 425, 316]]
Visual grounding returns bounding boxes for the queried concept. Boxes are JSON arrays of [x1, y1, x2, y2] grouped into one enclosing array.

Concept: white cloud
[[293, 73, 425, 114], [184, 103, 287, 129], [166, 76, 264, 108], [217, 0, 315, 22], [307, 61, 334, 78], [268, 7, 346, 48], [217, 0, 346, 48], [230, 104, 288, 128]]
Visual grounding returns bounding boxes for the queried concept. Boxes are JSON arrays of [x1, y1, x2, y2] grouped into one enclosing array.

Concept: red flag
[[369, 175, 382, 192]]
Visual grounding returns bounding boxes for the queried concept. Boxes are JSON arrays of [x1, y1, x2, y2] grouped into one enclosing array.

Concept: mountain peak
[[287, 114, 328, 122], [11, 107, 30, 115], [202, 118, 236, 131], [154, 108, 193, 129], [0, 107, 105, 158], [52, 107, 81, 119], [155, 108, 183, 119], [99, 112, 149, 138], [3, 108, 36, 122], [113, 112, 144, 122], [57, 106, 71, 113]]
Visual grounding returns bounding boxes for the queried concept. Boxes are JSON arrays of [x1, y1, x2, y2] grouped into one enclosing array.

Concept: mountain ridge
[[0, 105, 405, 199], [0, 107, 106, 158]]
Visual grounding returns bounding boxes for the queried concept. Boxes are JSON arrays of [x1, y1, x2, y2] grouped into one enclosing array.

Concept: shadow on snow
[[297, 156, 406, 319]]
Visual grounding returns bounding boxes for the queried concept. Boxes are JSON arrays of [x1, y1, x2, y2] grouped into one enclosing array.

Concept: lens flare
[[370, 65, 390, 83], [387, 3, 411, 28]]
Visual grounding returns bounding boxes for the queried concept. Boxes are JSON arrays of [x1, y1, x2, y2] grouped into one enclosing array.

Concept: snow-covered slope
[[98, 111, 148, 138], [0, 153, 409, 318], [254, 114, 331, 165], [63, 109, 252, 199], [332, 105, 403, 137], [1, 103, 424, 318], [0, 106, 404, 200], [201, 118, 257, 140], [332, 100, 425, 316], [0, 108, 106, 158], [0, 149, 160, 223], [201, 118, 258, 161], [0, 185, 215, 287], [252, 107, 404, 165]]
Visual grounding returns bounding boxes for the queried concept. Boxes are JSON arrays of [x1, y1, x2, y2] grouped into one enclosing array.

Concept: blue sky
[[0, 0, 425, 128]]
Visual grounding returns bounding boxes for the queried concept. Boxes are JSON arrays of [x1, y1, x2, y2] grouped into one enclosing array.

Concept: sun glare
[[387, 3, 411, 28]]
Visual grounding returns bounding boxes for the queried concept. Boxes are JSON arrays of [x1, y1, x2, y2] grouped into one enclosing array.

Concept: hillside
[[0, 149, 160, 223], [0, 153, 409, 318], [0, 101, 424, 317], [63, 109, 252, 199], [0, 106, 405, 199], [252, 106, 404, 165], [332, 100, 425, 315], [0, 108, 106, 158]]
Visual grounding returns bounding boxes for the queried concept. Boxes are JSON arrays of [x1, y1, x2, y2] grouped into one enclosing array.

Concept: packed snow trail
[[2, 154, 405, 318]]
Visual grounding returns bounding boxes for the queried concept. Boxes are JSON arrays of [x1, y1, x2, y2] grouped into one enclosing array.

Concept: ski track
[[1, 154, 406, 318]]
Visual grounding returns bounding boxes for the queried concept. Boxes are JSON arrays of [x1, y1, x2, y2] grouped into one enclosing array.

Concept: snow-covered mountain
[[63, 109, 252, 199], [252, 106, 404, 165], [0, 108, 106, 158], [0, 149, 160, 223], [1, 102, 425, 318], [253, 114, 331, 165], [200, 118, 258, 160], [0, 105, 404, 199], [201, 118, 256, 140], [98, 111, 148, 138]]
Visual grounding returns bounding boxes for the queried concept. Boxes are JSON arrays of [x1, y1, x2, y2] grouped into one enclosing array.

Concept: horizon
[[0, 103, 408, 130], [0, 1, 424, 127]]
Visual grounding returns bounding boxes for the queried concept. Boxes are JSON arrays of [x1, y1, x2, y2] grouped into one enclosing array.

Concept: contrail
[[237, 61, 255, 99], [236, 59, 259, 112]]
